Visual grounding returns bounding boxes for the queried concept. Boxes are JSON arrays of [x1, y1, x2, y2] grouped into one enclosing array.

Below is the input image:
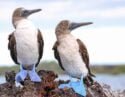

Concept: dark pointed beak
[[69, 22, 93, 31], [22, 9, 41, 17]]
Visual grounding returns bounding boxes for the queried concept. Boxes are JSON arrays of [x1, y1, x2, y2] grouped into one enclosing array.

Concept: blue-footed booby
[[53, 20, 94, 96], [8, 7, 44, 83]]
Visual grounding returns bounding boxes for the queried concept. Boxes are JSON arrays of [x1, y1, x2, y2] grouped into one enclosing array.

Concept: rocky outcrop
[[0, 70, 124, 97]]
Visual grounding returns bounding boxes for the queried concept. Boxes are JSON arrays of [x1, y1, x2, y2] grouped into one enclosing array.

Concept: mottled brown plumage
[[52, 41, 65, 70], [53, 20, 94, 85], [12, 8, 24, 28], [77, 39, 94, 77], [36, 29, 44, 67], [52, 39, 94, 77], [8, 29, 44, 67], [8, 7, 44, 67], [8, 32, 18, 64]]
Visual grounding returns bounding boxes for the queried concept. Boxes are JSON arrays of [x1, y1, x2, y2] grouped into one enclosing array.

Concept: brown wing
[[52, 41, 65, 70], [35, 29, 44, 67], [77, 39, 94, 77], [8, 32, 18, 64]]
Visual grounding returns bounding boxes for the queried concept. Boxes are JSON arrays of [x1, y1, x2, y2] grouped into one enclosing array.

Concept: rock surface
[[0, 70, 124, 97]]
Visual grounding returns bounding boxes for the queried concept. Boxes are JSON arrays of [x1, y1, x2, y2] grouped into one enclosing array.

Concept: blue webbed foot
[[15, 64, 41, 82], [59, 75, 86, 96], [15, 64, 27, 82], [58, 82, 71, 88], [71, 75, 86, 96], [28, 65, 41, 82]]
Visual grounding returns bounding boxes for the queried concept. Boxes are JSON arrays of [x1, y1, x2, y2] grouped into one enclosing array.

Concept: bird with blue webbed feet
[[8, 7, 44, 83], [53, 20, 95, 96]]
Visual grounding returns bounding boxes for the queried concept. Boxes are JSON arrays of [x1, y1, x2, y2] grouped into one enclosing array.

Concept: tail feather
[[84, 75, 94, 86], [90, 72, 96, 77]]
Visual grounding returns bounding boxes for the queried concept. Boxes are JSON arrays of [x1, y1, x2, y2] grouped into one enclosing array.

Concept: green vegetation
[[91, 65, 125, 75], [37, 61, 64, 74], [0, 65, 19, 75], [0, 61, 64, 75], [0, 61, 125, 75]]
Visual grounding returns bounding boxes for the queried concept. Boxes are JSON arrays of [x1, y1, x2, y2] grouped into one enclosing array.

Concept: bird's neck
[[56, 33, 74, 42], [12, 17, 24, 28], [14, 19, 36, 30], [55, 30, 71, 41]]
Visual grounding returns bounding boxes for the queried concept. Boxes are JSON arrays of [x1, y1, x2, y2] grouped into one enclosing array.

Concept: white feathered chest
[[58, 34, 88, 78], [14, 19, 39, 66]]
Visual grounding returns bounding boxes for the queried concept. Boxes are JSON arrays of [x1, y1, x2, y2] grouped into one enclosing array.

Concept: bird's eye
[[23, 10, 28, 14], [21, 10, 28, 17]]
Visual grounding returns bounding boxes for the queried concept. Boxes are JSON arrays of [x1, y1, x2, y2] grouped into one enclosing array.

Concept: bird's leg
[[28, 64, 41, 82], [15, 64, 27, 82], [69, 75, 72, 85], [80, 75, 86, 88]]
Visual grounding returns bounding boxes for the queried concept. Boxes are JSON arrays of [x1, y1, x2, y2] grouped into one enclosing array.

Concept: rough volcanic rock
[[0, 70, 124, 97]]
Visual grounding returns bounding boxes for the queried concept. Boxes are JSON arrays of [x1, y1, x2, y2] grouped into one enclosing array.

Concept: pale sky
[[0, 0, 125, 66]]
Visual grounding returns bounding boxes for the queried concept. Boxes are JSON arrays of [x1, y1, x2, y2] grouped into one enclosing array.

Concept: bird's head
[[55, 20, 93, 36], [12, 7, 41, 28]]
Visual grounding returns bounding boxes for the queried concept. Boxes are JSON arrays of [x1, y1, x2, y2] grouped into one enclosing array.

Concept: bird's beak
[[22, 9, 41, 17], [69, 22, 93, 31]]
